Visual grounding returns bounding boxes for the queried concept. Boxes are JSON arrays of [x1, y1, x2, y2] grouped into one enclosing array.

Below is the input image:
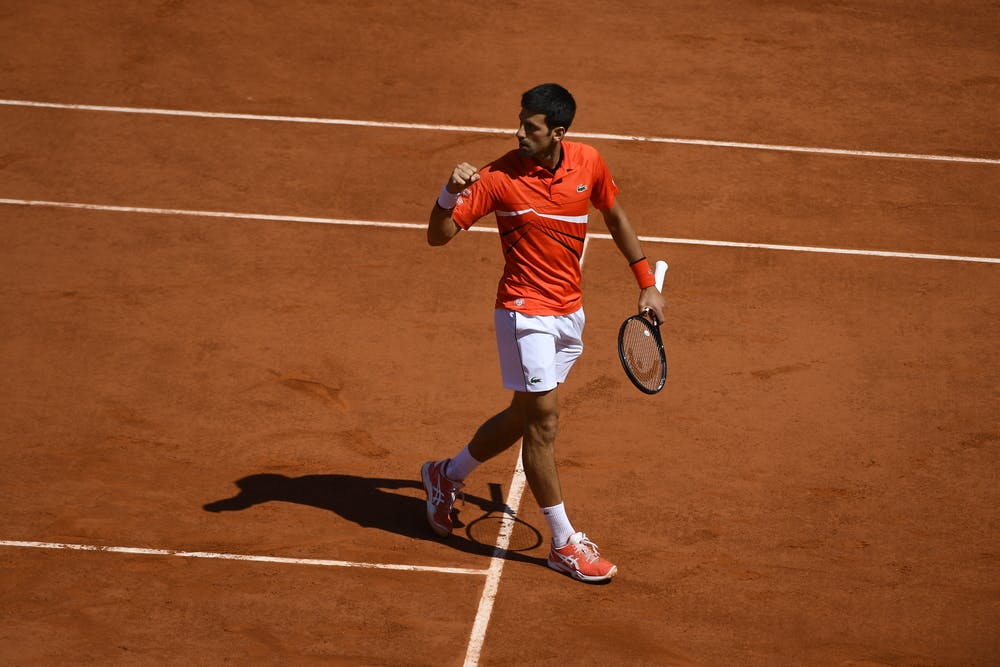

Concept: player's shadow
[[202, 473, 546, 567]]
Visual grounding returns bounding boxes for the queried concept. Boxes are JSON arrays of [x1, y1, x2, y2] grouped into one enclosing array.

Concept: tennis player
[[421, 83, 666, 583]]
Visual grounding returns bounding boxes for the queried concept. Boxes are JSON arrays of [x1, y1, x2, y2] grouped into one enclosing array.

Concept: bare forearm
[[602, 203, 645, 263], [601, 201, 668, 322], [427, 161, 480, 246], [427, 205, 460, 246]]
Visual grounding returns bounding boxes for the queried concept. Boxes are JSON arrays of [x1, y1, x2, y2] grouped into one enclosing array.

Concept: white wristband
[[436, 185, 461, 210]]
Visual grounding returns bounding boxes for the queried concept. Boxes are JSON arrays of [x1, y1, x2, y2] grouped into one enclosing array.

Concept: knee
[[525, 408, 559, 445], [512, 390, 560, 446]]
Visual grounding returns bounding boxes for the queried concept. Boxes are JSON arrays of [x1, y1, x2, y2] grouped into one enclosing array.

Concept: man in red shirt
[[422, 83, 666, 583]]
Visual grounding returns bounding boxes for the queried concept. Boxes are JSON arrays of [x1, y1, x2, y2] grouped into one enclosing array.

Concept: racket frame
[[617, 259, 669, 395], [617, 310, 667, 394]]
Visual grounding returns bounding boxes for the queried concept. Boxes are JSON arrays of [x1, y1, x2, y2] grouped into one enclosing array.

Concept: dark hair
[[521, 83, 576, 131]]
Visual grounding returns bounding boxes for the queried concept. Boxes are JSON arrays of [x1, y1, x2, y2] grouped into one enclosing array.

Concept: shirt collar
[[522, 141, 576, 178]]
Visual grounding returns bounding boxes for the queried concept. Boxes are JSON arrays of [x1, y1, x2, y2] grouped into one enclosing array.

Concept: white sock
[[542, 502, 576, 547], [445, 445, 481, 482]]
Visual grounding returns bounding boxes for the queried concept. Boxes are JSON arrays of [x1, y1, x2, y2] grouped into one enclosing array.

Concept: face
[[516, 110, 565, 161]]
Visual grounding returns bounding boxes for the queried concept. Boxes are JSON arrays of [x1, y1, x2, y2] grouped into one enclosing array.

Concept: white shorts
[[494, 308, 585, 393]]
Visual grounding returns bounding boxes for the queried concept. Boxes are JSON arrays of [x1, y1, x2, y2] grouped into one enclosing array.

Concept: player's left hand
[[638, 285, 667, 325]]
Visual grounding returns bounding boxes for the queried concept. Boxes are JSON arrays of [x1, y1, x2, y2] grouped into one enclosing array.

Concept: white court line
[[463, 235, 594, 666], [589, 231, 1000, 264], [1, 98, 998, 165], [464, 450, 528, 667], [2, 197, 998, 265], [0, 193, 526, 666], [0, 198, 419, 230], [0, 540, 488, 576], [2, 95, 990, 667]]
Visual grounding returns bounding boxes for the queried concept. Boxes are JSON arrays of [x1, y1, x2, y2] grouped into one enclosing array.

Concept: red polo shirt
[[451, 141, 619, 315]]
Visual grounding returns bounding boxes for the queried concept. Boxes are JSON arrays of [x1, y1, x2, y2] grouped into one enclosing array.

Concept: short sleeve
[[451, 168, 499, 230], [589, 151, 620, 211]]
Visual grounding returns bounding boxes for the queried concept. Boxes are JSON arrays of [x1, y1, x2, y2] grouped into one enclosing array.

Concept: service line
[[0, 539, 488, 576]]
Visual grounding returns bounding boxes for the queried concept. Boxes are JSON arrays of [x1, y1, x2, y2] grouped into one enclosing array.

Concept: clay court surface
[[1, 2, 998, 665]]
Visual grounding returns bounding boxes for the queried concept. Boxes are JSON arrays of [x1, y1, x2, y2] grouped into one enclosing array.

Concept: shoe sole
[[421, 462, 452, 538], [547, 558, 618, 583]]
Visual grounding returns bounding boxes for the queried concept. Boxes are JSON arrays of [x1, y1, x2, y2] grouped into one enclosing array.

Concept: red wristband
[[629, 257, 656, 289]]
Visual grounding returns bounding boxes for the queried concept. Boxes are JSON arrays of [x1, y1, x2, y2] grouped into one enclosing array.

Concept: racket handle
[[654, 260, 669, 292]]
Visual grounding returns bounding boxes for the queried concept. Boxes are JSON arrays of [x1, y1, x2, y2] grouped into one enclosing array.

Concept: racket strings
[[620, 319, 664, 391]]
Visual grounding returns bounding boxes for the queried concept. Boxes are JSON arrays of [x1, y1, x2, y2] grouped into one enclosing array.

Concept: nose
[[515, 124, 526, 140]]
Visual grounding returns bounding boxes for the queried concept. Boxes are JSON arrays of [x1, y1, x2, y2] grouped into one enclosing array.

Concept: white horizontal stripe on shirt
[[496, 208, 588, 224]]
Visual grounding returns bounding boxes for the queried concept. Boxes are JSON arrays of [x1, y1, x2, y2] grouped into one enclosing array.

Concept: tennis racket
[[618, 260, 668, 394]]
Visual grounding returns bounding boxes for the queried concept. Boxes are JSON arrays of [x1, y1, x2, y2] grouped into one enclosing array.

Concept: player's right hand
[[447, 162, 480, 193]]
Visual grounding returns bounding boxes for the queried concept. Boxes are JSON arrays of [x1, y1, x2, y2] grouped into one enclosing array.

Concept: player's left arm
[[599, 201, 668, 323]]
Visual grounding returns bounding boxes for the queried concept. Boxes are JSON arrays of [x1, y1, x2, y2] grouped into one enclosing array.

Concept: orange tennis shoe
[[421, 459, 464, 537], [547, 532, 618, 583]]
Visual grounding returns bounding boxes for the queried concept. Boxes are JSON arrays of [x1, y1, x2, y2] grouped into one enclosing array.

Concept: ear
[[551, 126, 567, 142]]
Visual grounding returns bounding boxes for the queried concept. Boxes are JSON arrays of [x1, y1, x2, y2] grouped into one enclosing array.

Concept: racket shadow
[[202, 473, 547, 567]]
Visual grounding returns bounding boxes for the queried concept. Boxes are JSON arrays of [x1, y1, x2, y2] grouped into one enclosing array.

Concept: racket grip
[[654, 260, 669, 292]]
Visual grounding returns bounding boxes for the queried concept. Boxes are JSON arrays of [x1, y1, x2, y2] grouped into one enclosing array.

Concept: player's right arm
[[427, 162, 480, 246]]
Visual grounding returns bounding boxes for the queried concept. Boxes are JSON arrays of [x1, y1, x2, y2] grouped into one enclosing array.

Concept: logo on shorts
[[529, 376, 543, 385], [576, 184, 588, 193]]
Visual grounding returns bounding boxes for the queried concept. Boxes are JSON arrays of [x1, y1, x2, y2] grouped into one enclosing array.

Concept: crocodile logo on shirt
[[576, 184, 588, 193]]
